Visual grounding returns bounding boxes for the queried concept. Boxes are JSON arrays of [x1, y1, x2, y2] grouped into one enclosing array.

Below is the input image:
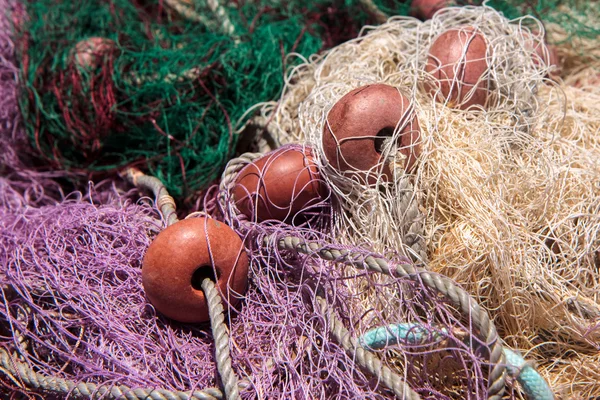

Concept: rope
[[0, 348, 224, 399], [165, 0, 239, 42], [316, 298, 422, 400], [217, 152, 263, 231], [358, 0, 388, 24], [206, 0, 237, 39], [122, 168, 178, 227], [503, 349, 555, 400], [272, 235, 507, 400], [164, 0, 216, 29], [201, 279, 241, 400], [358, 323, 555, 400]]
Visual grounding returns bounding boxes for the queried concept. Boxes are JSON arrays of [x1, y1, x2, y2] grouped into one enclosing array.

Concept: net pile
[[14, 0, 386, 199], [1, 1, 598, 400], [1, 5, 516, 395], [1, 169, 510, 399], [1, 5, 511, 396], [258, 5, 600, 398]]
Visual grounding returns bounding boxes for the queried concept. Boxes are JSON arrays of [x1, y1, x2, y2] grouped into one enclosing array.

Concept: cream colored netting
[[250, 5, 600, 398]]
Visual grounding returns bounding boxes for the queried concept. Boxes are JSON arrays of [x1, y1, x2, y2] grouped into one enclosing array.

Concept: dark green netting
[[17, 0, 375, 198], [488, 0, 600, 45]]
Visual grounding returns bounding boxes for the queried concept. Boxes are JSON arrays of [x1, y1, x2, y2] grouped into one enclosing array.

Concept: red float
[[142, 217, 249, 323], [425, 26, 490, 109], [233, 145, 324, 222], [322, 84, 421, 184]]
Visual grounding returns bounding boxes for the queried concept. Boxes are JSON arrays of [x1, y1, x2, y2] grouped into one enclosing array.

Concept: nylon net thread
[[16, 0, 597, 201], [1, 177, 505, 399], [257, 5, 600, 398], [2, 1, 599, 399]]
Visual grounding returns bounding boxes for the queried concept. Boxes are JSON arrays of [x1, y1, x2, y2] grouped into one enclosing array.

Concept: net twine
[[255, 5, 558, 261], [1, 164, 559, 398], [1, 166, 516, 399], [251, 5, 599, 395], [17, 0, 330, 197], [0, 171, 240, 400]]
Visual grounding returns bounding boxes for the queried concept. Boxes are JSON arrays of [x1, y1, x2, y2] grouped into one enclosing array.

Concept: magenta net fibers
[[0, 179, 494, 399]]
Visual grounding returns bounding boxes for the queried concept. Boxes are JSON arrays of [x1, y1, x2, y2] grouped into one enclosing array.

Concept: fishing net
[[1, 4, 536, 396], [487, 0, 600, 45], [13, 0, 401, 200], [255, 4, 600, 398], [0, 179, 508, 399], [12, 0, 599, 201], [1, 1, 598, 400]]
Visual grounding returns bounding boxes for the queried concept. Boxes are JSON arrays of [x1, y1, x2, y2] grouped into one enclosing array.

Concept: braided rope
[[316, 298, 422, 400], [359, 324, 555, 400], [0, 348, 223, 400], [273, 235, 507, 400], [165, 0, 238, 42], [218, 152, 263, 232], [125, 66, 204, 86], [357, 0, 388, 23], [201, 279, 241, 400], [122, 168, 178, 227], [206, 0, 237, 38], [164, 0, 215, 27]]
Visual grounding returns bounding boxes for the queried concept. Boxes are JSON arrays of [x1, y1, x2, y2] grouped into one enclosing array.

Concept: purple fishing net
[[0, 173, 495, 399], [1, 0, 30, 170]]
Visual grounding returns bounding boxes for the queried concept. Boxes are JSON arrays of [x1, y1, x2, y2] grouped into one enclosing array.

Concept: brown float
[[425, 26, 490, 109], [322, 84, 421, 184], [233, 145, 324, 222], [142, 217, 249, 323]]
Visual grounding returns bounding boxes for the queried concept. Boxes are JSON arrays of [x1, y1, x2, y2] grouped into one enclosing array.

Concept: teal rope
[[503, 348, 554, 400], [359, 323, 555, 400]]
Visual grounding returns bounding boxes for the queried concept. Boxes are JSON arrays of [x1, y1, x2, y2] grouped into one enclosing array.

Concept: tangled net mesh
[[13, 0, 425, 200], [1, 176, 508, 399], [257, 4, 600, 398], [15, 0, 370, 198], [2, 1, 599, 400], [1, 8, 508, 394], [2, 13, 510, 397]]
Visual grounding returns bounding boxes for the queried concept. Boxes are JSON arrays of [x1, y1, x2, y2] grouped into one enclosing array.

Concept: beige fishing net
[[251, 5, 600, 398]]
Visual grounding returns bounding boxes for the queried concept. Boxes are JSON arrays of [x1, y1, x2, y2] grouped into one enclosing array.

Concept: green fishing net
[[487, 0, 599, 44], [17, 0, 371, 198]]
